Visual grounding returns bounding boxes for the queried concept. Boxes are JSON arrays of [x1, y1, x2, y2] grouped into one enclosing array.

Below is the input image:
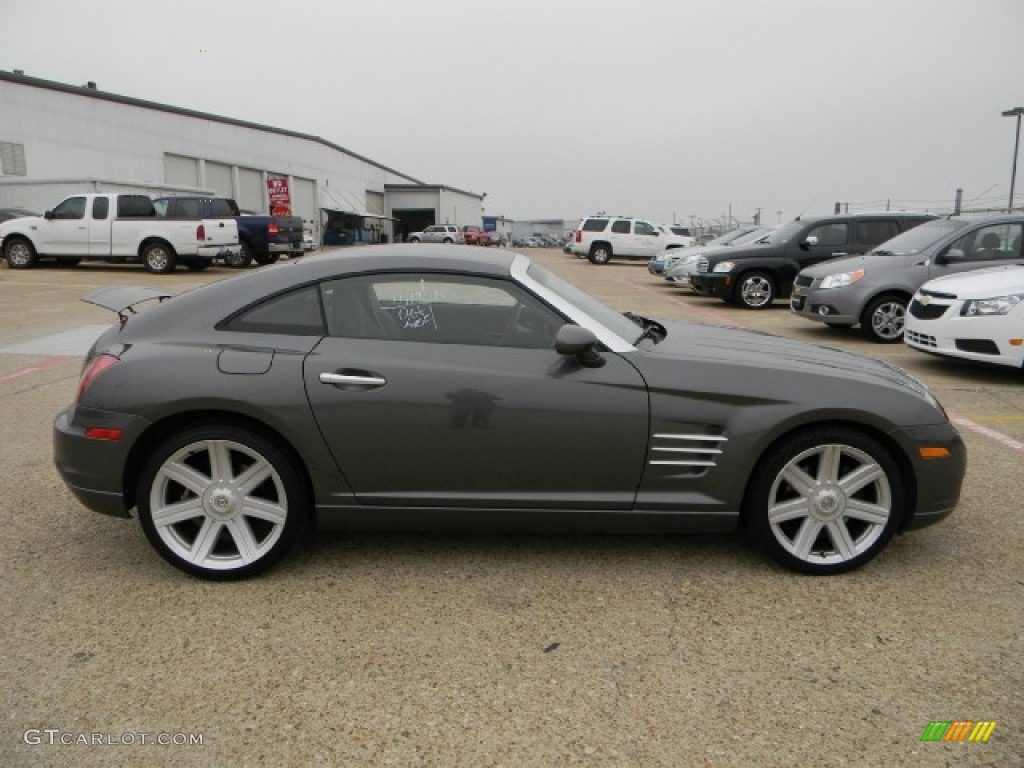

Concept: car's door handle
[[319, 371, 387, 387]]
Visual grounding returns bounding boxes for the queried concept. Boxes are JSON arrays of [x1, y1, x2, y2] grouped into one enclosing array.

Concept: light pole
[[1003, 106, 1024, 213]]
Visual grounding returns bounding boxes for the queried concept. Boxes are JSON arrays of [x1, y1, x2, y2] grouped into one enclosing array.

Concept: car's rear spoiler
[[82, 286, 175, 322]]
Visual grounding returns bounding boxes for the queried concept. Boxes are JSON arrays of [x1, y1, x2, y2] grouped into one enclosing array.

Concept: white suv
[[571, 216, 692, 264], [408, 225, 464, 244]]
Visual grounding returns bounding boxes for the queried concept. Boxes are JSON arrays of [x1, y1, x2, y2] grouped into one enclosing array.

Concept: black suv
[[690, 212, 936, 309]]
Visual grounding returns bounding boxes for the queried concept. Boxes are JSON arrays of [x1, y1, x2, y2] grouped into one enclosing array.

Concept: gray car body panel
[[53, 244, 965, 535]]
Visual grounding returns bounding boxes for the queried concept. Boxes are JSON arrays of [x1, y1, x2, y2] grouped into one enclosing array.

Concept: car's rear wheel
[[588, 244, 612, 264], [746, 427, 903, 575], [137, 424, 309, 580], [4, 238, 37, 269], [224, 243, 254, 268], [142, 242, 176, 274], [861, 294, 907, 343], [735, 271, 776, 309]]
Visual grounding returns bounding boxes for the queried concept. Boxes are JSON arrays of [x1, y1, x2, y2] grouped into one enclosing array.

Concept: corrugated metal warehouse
[[0, 70, 485, 245]]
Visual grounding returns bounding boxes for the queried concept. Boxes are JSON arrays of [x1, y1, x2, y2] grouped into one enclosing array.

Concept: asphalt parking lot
[[1, 249, 1021, 767]]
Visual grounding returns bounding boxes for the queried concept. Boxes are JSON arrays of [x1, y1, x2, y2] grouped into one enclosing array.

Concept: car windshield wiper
[[873, 249, 894, 256]]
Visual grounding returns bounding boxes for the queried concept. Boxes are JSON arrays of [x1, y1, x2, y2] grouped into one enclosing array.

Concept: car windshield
[[868, 219, 966, 256], [526, 263, 646, 343], [761, 220, 806, 245]]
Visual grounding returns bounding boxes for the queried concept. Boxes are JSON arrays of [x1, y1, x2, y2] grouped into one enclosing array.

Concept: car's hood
[[798, 252, 920, 279], [646, 320, 929, 394], [919, 264, 1024, 297]]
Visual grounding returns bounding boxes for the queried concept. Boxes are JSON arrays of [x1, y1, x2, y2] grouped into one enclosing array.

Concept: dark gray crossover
[[54, 245, 966, 579]]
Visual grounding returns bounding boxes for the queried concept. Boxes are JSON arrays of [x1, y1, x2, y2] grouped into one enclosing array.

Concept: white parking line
[[950, 414, 1024, 456]]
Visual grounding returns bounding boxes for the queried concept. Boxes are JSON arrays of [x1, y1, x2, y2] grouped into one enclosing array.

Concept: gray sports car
[[54, 245, 966, 580]]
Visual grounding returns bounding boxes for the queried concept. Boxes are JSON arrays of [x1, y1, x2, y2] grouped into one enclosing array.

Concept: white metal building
[[0, 70, 486, 245]]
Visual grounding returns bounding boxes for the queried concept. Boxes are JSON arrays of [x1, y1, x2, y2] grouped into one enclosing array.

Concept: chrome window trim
[[510, 253, 636, 353]]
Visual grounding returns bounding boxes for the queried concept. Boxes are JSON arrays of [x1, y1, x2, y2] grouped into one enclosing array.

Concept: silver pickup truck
[[0, 193, 241, 273]]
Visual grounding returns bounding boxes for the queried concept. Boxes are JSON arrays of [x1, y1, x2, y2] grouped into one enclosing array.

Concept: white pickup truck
[[0, 193, 242, 273]]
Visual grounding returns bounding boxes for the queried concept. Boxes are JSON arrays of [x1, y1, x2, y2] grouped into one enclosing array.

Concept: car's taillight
[[77, 354, 120, 402], [196, 224, 206, 241], [268, 221, 279, 237], [575, 231, 582, 242]]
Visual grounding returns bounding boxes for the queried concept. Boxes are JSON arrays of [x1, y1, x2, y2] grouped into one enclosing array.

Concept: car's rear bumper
[[53, 407, 145, 518]]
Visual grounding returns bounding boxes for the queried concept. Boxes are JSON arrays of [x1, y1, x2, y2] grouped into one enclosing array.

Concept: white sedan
[[904, 265, 1024, 369]]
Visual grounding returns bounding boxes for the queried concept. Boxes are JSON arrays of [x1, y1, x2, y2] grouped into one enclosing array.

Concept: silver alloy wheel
[[869, 300, 905, 341], [738, 273, 774, 308], [149, 439, 288, 572], [767, 443, 892, 566], [144, 244, 172, 273], [589, 245, 612, 264], [5, 240, 34, 268]]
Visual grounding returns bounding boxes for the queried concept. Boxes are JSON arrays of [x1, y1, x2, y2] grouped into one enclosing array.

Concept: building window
[[0, 142, 27, 176]]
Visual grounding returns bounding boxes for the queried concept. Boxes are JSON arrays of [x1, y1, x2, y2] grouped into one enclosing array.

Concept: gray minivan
[[791, 215, 1024, 341]]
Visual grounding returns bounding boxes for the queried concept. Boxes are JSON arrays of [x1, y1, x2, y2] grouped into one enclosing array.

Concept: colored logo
[[920, 721, 997, 742]]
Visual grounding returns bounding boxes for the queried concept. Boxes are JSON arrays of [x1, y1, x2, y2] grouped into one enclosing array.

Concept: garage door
[[206, 162, 233, 198], [164, 154, 199, 187], [238, 168, 264, 213], [291, 177, 315, 222]]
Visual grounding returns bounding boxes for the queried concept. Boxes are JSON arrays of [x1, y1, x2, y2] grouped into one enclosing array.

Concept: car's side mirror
[[44, 210, 54, 220], [803, 235, 818, 246], [554, 324, 605, 367], [941, 248, 967, 264]]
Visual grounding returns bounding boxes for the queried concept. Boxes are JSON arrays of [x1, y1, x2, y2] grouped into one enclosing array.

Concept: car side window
[[223, 286, 326, 335], [611, 220, 631, 234], [950, 223, 1024, 261], [52, 197, 86, 220], [807, 223, 848, 247], [854, 220, 899, 246], [92, 197, 109, 220], [635, 221, 657, 236], [582, 219, 608, 232], [321, 274, 563, 349]]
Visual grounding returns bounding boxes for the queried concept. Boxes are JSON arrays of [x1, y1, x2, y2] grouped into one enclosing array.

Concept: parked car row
[[644, 212, 1024, 369]]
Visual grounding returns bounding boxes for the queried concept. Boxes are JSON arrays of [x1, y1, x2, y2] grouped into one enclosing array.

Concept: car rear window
[[223, 286, 326, 336], [117, 195, 156, 218], [581, 219, 608, 232]]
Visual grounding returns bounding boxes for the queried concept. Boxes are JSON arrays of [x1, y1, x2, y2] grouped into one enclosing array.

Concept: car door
[[633, 220, 663, 257], [87, 196, 112, 256], [303, 272, 650, 509], [795, 221, 852, 268], [36, 196, 88, 255], [932, 222, 1024, 279]]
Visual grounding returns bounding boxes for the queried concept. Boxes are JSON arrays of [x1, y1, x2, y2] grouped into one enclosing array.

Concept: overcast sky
[[4, 0, 1024, 226]]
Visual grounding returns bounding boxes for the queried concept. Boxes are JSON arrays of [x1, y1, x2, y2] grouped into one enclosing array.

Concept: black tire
[[56, 257, 82, 267], [4, 237, 38, 269], [182, 259, 211, 272], [443, 238, 454, 244], [734, 270, 776, 309], [141, 242, 176, 274], [137, 424, 309, 580], [860, 294, 907, 343], [409, 237, 421, 243], [588, 243, 613, 264], [224, 242, 254, 268], [745, 426, 904, 575]]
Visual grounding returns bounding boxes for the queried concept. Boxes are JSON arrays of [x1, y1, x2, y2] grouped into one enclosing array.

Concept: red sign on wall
[[267, 177, 292, 216]]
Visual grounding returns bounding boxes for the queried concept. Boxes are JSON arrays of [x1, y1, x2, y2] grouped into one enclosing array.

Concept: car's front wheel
[[735, 271, 776, 309], [861, 294, 907, 343], [746, 427, 903, 575], [137, 424, 309, 580], [4, 238, 38, 269]]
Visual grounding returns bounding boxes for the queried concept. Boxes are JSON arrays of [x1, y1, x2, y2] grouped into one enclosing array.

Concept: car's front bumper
[[689, 273, 731, 298], [905, 315, 1024, 369], [895, 421, 967, 530], [789, 283, 861, 325], [54, 406, 148, 518]]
